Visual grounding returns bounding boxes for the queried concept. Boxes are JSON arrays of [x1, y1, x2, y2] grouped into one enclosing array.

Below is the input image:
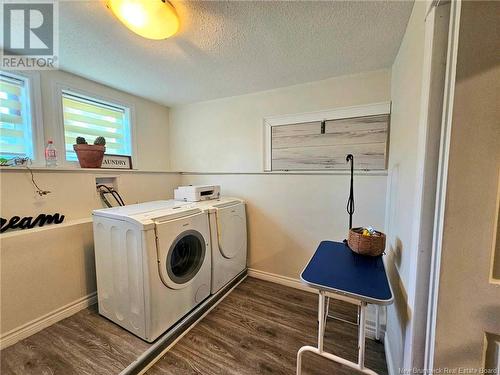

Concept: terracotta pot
[[73, 144, 106, 168]]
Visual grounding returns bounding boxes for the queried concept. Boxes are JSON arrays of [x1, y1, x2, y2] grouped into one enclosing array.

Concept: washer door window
[[166, 230, 206, 285]]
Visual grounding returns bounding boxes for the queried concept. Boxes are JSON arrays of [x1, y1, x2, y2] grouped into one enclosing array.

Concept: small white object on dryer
[[174, 185, 220, 202]]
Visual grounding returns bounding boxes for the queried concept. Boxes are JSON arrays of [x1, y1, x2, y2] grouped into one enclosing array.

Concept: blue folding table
[[297, 241, 393, 375]]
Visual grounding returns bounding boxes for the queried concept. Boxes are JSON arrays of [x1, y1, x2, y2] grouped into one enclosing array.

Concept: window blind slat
[[63, 125, 124, 139], [0, 113, 23, 124], [0, 98, 22, 111], [63, 112, 123, 129], [64, 132, 122, 144], [0, 81, 22, 97], [62, 97, 124, 119], [64, 136, 122, 148], [0, 122, 24, 131], [0, 143, 26, 154], [66, 145, 123, 153], [0, 128, 24, 138]]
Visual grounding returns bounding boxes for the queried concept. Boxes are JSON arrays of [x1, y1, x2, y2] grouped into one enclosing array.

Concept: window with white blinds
[[62, 90, 131, 161], [0, 73, 34, 159]]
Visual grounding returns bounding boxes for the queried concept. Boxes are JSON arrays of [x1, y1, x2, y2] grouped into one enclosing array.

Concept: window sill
[[0, 167, 387, 176], [0, 166, 179, 174]]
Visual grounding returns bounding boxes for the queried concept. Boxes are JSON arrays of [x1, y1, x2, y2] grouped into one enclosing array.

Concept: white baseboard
[[247, 268, 385, 340], [384, 331, 396, 375], [247, 268, 317, 293], [0, 292, 97, 350]]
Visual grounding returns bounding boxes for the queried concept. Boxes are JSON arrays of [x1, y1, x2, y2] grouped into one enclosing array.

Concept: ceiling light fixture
[[107, 0, 179, 40]]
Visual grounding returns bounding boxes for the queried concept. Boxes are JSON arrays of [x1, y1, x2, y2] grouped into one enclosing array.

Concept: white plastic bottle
[[45, 139, 58, 167]]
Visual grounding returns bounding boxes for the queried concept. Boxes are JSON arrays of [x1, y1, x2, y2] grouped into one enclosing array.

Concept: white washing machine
[[92, 200, 211, 342], [184, 197, 248, 294]]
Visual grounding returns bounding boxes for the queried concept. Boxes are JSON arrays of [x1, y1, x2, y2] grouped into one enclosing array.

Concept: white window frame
[[54, 83, 137, 168], [262, 102, 391, 172], [0, 71, 44, 164]]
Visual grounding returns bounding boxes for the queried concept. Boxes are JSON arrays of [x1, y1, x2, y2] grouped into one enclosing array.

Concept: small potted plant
[[73, 136, 106, 168]]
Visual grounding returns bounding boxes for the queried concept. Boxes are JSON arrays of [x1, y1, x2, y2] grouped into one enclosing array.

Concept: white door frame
[[423, 0, 462, 370]]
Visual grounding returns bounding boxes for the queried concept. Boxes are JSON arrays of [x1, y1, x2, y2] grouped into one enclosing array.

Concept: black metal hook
[[346, 154, 354, 230]]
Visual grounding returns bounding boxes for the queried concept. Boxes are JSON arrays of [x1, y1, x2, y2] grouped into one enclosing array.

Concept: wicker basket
[[348, 227, 386, 256]]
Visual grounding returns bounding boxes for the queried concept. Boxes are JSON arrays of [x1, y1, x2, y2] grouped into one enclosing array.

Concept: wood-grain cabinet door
[[271, 114, 389, 171]]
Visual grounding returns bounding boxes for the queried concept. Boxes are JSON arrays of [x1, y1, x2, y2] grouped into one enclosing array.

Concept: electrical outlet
[[95, 176, 118, 191]]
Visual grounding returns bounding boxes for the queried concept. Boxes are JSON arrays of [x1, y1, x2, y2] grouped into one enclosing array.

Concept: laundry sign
[[0, 213, 65, 233], [101, 154, 132, 169]]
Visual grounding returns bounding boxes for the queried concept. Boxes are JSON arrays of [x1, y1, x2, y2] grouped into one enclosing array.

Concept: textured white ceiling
[[59, 1, 413, 106]]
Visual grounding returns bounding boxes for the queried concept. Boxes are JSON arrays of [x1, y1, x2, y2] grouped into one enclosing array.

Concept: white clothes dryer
[[184, 197, 248, 294]]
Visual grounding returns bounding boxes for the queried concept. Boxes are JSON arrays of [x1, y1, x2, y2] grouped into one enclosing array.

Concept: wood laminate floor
[[0, 304, 151, 374], [147, 277, 387, 375], [1, 277, 388, 374]]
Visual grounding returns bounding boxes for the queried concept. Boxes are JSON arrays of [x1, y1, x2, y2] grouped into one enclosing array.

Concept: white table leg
[[358, 301, 367, 369], [297, 295, 378, 375], [375, 305, 381, 341], [318, 290, 325, 352], [324, 296, 330, 332]]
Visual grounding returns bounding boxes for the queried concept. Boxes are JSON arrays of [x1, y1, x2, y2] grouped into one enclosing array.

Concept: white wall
[[0, 170, 180, 221], [170, 69, 390, 277], [384, 1, 430, 372], [0, 70, 176, 346]]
